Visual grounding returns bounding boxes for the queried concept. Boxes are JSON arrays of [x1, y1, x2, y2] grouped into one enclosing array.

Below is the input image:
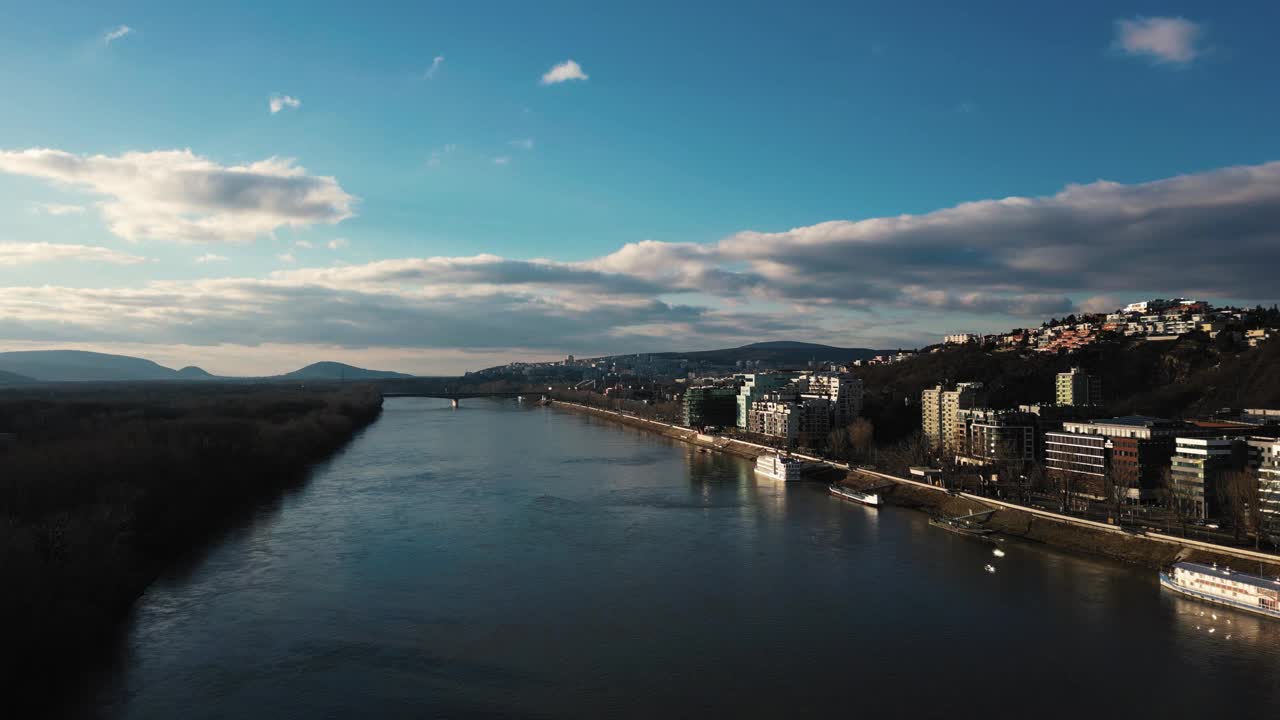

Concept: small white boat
[[984, 564, 997, 574], [828, 484, 881, 507], [992, 548, 1005, 558]]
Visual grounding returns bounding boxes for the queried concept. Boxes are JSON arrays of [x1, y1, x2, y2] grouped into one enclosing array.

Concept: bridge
[[381, 391, 528, 408]]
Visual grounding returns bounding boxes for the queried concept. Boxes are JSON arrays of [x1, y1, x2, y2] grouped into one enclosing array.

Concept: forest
[[0, 383, 383, 707]]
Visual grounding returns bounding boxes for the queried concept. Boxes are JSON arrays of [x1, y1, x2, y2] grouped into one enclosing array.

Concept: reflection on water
[[77, 399, 1280, 719]]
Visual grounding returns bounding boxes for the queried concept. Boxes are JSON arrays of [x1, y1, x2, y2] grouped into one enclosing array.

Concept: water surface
[[79, 399, 1280, 718]]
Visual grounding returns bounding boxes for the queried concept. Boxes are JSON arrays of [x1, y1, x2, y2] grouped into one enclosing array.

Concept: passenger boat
[[1159, 562, 1280, 620], [754, 453, 806, 482], [828, 484, 881, 507]]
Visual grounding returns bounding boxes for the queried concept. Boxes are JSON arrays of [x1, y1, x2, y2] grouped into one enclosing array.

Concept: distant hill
[[0, 369, 35, 385], [175, 366, 218, 380], [0, 350, 413, 383], [0, 350, 182, 382], [277, 361, 414, 381], [649, 341, 883, 366]]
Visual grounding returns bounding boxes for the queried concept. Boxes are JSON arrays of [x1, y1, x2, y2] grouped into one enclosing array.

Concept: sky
[[2, 1, 1280, 375]]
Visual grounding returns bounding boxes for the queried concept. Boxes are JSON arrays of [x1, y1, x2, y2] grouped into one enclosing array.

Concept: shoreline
[[551, 400, 1280, 576]]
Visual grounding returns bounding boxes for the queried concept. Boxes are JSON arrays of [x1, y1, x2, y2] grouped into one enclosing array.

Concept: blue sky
[[1, 1, 1279, 374]]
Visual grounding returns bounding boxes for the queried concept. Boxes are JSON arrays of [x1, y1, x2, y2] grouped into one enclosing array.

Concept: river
[[74, 398, 1280, 718]]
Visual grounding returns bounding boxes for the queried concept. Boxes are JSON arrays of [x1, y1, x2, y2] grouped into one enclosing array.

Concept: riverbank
[[552, 400, 1280, 576], [0, 384, 384, 709]]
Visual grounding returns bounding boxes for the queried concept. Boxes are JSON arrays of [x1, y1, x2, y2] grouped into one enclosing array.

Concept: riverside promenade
[[552, 400, 1280, 572]]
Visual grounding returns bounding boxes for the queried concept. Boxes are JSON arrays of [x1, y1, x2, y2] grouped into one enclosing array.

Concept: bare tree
[[1218, 469, 1259, 543], [827, 426, 850, 461], [848, 418, 876, 463]]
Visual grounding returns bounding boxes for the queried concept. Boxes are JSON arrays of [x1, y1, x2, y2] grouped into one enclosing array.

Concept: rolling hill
[[0, 350, 184, 382], [276, 361, 414, 381], [0, 369, 35, 385]]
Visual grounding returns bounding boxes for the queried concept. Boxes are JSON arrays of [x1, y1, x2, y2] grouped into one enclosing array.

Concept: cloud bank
[[0, 242, 145, 267], [0, 148, 355, 243], [4, 160, 1280, 360]]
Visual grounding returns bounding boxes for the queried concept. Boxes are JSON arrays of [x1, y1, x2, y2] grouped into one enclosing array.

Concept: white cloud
[[276, 252, 296, 263], [491, 155, 511, 166], [295, 240, 314, 249], [0, 242, 144, 267], [509, 138, 535, 151], [195, 253, 229, 263], [1114, 16, 1203, 65], [269, 94, 302, 114], [0, 147, 355, 244], [540, 59, 588, 85], [427, 143, 457, 168], [103, 25, 132, 44], [30, 202, 86, 216], [425, 55, 444, 79], [327, 238, 350, 250]]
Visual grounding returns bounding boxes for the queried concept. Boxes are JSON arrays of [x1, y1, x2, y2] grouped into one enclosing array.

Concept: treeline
[[0, 383, 383, 706]]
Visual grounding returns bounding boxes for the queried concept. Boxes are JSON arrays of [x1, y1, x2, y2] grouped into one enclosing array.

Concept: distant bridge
[[381, 391, 528, 408]]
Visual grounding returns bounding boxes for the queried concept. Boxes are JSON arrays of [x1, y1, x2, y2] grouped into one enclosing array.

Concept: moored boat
[[754, 453, 806, 482], [829, 483, 881, 507], [1159, 562, 1280, 620], [928, 514, 996, 537]]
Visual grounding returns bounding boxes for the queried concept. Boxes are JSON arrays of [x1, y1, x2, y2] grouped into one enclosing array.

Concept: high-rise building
[[1055, 367, 1102, 407], [921, 382, 985, 453], [735, 373, 794, 429]]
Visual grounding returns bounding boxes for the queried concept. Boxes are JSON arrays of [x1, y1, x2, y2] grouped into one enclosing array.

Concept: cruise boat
[[1159, 562, 1280, 620], [828, 483, 881, 507], [754, 453, 806, 482]]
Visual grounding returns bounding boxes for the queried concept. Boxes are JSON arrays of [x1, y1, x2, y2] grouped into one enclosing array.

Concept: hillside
[[852, 335, 1279, 444], [0, 369, 35, 385], [278, 361, 414, 380], [648, 341, 882, 366], [0, 350, 181, 382]]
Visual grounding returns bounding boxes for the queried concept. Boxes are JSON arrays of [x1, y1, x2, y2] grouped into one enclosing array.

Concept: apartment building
[[921, 382, 985, 454], [798, 372, 864, 427], [735, 373, 793, 429], [748, 391, 832, 447], [1055, 367, 1102, 407], [955, 408, 1036, 469]]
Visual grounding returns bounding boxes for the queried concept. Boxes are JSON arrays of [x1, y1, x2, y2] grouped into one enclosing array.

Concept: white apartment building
[[798, 372, 864, 427]]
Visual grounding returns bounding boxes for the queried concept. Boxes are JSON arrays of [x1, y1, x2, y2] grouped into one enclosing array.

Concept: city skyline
[[3, 2, 1280, 374]]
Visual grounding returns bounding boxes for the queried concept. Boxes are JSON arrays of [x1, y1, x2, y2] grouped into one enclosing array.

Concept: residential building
[[735, 373, 793, 429], [1170, 436, 1247, 520], [1060, 416, 1187, 440], [1055, 367, 1102, 407], [1241, 408, 1280, 426], [1045, 431, 1108, 499], [943, 333, 977, 345], [956, 408, 1036, 469], [747, 392, 832, 447], [798, 372, 863, 427], [921, 382, 985, 454], [681, 386, 738, 428]]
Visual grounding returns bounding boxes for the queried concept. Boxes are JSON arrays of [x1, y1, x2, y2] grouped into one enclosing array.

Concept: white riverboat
[[1159, 562, 1280, 620], [754, 453, 806, 482], [828, 484, 881, 507]]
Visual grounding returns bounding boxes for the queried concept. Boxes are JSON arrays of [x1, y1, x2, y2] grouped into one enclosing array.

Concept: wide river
[[76, 398, 1279, 718]]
